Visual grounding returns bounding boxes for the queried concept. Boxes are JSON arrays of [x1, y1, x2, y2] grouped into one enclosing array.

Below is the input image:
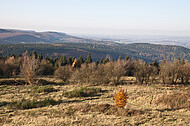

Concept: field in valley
[[0, 77, 190, 126]]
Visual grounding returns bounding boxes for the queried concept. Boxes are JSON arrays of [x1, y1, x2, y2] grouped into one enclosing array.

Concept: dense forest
[[0, 43, 190, 63]]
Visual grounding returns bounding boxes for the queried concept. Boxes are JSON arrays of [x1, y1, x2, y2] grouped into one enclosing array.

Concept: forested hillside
[[0, 43, 190, 62]]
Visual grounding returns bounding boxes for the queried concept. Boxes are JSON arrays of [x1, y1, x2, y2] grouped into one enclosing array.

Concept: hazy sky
[[1, 0, 190, 36]]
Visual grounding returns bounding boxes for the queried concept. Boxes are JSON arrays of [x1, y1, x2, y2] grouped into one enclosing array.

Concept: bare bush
[[39, 59, 54, 75], [2, 57, 21, 77], [149, 65, 158, 83], [133, 60, 149, 84], [71, 63, 97, 84], [54, 65, 73, 82], [20, 53, 40, 85], [179, 62, 190, 84], [110, 60, 126, 84], [71, 61, 126, 85], [159, 61, 179, 84], [0, 60, 4, 78], [123, 59, 133, 76]]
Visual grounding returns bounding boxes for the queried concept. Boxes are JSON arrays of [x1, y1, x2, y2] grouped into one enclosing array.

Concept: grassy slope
[[0, 77, 190, 125]]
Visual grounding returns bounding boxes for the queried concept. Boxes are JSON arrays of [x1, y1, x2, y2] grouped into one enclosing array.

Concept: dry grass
[[73, 103, 144, 116], [0, 77, 190, 125], [155, 90, 190, 110]]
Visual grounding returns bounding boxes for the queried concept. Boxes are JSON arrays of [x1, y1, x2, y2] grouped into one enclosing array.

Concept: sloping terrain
[[1, 43, 190, 62], [0, 28, 111, 44], [0, 77, 190, 125]]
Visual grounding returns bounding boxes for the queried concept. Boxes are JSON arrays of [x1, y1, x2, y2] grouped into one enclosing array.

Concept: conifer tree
[[118, 56, 122, 61], [67, 56, 73, 65], [103, 57, 109, 64], [125, 55, 130, 61], [152, 59, 159, 67], [72, 57, 76, 63], [96, 60, 99, 66], [16, 53, 22, 59], [99, 58, 104, 64], [38, 53, 43, 61], [62, 56, 67, 66], [32, 51, 37, 59], [86, 53, 92, 64], [78, 56, 84, 64], [11, 53, 15, 58]]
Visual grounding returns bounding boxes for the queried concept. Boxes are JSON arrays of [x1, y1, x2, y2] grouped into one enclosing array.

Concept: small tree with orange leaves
[[114, 88, 128, 108], [72, 58, 77, 68]]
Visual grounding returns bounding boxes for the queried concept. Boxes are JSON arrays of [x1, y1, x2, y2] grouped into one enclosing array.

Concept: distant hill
[[0, 29, 13, 33], [0, 28, 114, 45], [0, 43, 190, 62], [0, 28, 190, 62]]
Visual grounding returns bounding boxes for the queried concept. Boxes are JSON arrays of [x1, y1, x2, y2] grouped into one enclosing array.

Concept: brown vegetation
[[155, 90, 190, 110], [54, 65, 72, 82], [0, 80, 190, 125], [159, 60, 190, 84], [20, 52, 40, 85]]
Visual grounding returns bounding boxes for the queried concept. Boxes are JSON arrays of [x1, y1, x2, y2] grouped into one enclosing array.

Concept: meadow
[[0, 77, 190, 126]]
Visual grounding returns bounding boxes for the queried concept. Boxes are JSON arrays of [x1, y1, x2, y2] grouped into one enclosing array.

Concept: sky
[[1, 0, 190, 36]]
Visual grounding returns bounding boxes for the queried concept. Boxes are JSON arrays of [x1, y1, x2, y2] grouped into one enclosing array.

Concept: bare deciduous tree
[[20, 52, 40, 85]]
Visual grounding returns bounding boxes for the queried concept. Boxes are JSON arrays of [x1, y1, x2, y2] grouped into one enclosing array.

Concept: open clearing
[[0, 77, 190, 126]]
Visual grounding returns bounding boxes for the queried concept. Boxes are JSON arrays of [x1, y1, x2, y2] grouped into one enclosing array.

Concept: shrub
[[179, 62, 190, 84], [112, 60, 126, 84], [63, 87, 101, 98], [71, 63, 97, 84], [54, 65, 72, 82], [39, 59, 54, 75], [7, 97, 57, 109], [31, 85, 55, 93], [159, 60, 190, 84], [36, 79, 50, 85], [2, 57, 21, 77], [0, 60, 4, 78], [0, 101, 8, 107], [159, 61, 177, 84], [133, 60, 155, 84], [71, 61, 126, 85]]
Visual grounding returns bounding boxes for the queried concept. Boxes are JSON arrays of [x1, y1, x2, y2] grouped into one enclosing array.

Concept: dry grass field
[[0, 77, 190, 126]]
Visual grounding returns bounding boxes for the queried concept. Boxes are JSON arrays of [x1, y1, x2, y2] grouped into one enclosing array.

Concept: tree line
[[0, 51, 189, 85]]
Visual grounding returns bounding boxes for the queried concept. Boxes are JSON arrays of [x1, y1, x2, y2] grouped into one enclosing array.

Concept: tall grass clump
[[63, 87, 101, 98], [7, 97, 57, 109]]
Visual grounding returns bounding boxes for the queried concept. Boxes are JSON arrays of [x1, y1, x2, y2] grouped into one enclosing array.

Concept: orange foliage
[[114, 88, 128, 107], [72, 58, 77, 68]]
